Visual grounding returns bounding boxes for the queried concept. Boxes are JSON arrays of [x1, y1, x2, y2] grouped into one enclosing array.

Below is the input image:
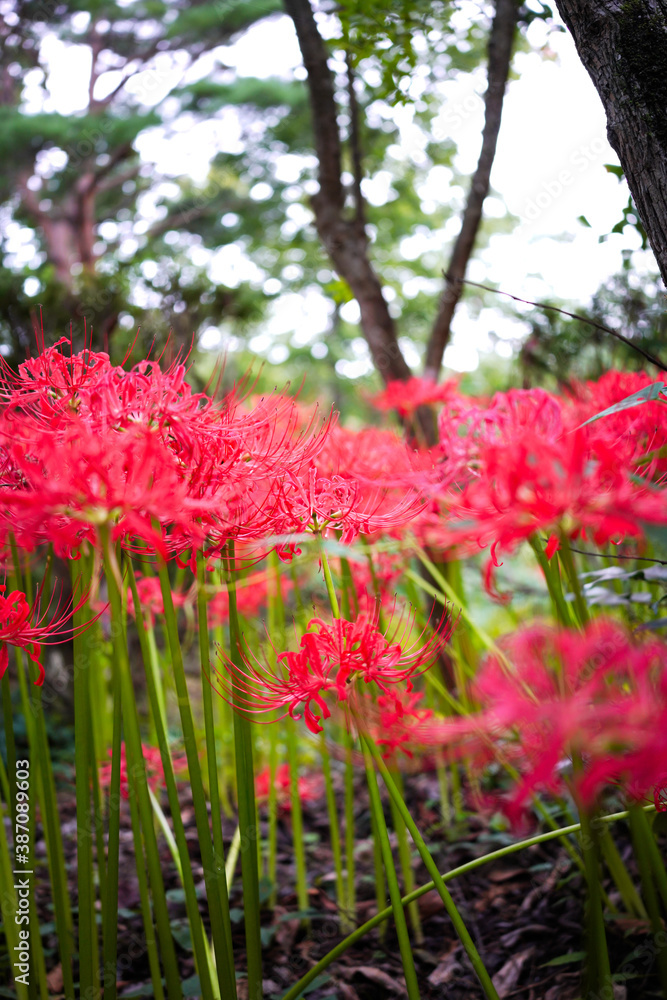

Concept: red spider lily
[[254, 763, 323, 808], [98, 742, 188, 800], [372, 689, 434, 760], [0, 584, 95, 686], [0, 417, 202, 558], [421, 381, 667, 594], [568, 370, 667, 478], [0, 336, 337, 559], [416, 619, 667, 822], [372, 376, 461, 418], [126, 574, 187, 627], [274, 464, 423, 544], [212, 601, 452, 734]]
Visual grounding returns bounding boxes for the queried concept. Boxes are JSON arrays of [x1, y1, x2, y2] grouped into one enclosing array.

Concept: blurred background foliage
[[0, 0, 660, 418]]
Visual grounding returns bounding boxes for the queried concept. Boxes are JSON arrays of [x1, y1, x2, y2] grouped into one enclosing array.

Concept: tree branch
[[424, 0, 518, 379], [283, 0, 413, 386]]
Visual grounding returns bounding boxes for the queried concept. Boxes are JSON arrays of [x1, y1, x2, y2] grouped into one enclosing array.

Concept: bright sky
[[33, 6, 656, 374]]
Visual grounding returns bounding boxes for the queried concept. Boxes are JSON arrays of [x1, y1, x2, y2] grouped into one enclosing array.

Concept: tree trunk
[[555, 0, 667, 285]]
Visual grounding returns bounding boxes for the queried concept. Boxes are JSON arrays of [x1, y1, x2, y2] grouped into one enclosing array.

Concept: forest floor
[[24, 769, 662, 1000]]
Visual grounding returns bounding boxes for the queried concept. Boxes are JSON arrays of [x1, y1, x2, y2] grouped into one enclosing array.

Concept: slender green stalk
[[598, 824, 646, 919], [280, 805, 654, 1000], [196, 551, 237, 991], [69, 560, 96, 1000], [628, 805, 667, 999], [390, 770, 423, 943], [362, 732, 499, 1000], [631, 806, 667, 912], [156, 547, 237, 997], [103, 550, 183, 1000], [557, 530, 589, 627], [19, 656, 74, 997], [0, 780, 30, 1000], [267, 725, 279, 906], [126, 773, 166, 1000], [2, 673, 16, 825], [320, 732, 346, 929], [361, 740, 421, 1000], [149, 789, 221, 999], [226, 539, 263, 1000], [102, 648, 122, 1000], [316, 529, 340, 618], [578, 808, 612, 999], [287, 720, 309, 916], [528, 535, 573, 627], [344, 731, 356, 928], [367, 783, 388, 941], [127, 559, 231, 1000]]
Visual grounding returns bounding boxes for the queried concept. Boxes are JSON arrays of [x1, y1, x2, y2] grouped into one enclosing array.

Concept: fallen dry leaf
[[492, 946, 535, 998]]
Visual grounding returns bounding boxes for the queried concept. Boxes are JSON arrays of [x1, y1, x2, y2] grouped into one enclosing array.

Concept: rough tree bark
[[555, 0, 667, 286]]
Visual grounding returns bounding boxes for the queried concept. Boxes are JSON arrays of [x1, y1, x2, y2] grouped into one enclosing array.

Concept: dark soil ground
[[21, 768, 666, 1000]]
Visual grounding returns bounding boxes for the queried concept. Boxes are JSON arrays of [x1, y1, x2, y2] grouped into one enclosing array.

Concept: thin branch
[[541, 538, 667, 566], [345, 49, 366, 230], [425, 0, 518, 379], [451, 276, 667, 373], [283, 0, 344, 213], [283, 0, 414, 389]]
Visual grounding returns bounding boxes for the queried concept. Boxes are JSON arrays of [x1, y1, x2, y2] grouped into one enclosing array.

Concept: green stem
[[528, 535, 573, 627], [317, 532, 340, 619], [196, 551, 237, 992], [628, 805, 667, 999], [578, 808, 612, 999], [361, 739, 421, 1000], [319, 732, 346, 929], [557, 530, 589, 627], [390, 769, 423, 943], [287, 720, 309, 917], [69, 561, 96, 1000], [127, 559, 230, 1000], [126, 771, 166, 1000], [103, 549, 183, 1000], [156, 547, 236, 997], [362, 732, 499, 1000], [226, 539, 263, 1000], [344, 731, 356, 928]]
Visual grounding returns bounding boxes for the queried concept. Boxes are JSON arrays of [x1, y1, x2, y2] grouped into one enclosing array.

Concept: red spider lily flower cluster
[[416, 619, 667, 823], [213, 601, 452, 735], [412, 377, 667, 592], [0, 584, 93, 686], [254, 763, 323, 808], [372, 376, 461, 418], [0, 338, 424, 560], [98, 742, 188, 801]]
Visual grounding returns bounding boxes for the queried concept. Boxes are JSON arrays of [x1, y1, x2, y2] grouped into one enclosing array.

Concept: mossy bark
[[556, 0, 667, 284]]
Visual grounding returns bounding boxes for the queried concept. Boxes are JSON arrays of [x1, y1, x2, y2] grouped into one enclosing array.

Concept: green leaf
[[604, 163, 624, 179], [577, 383, 666, 428], [540, 950, 586, 968]]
